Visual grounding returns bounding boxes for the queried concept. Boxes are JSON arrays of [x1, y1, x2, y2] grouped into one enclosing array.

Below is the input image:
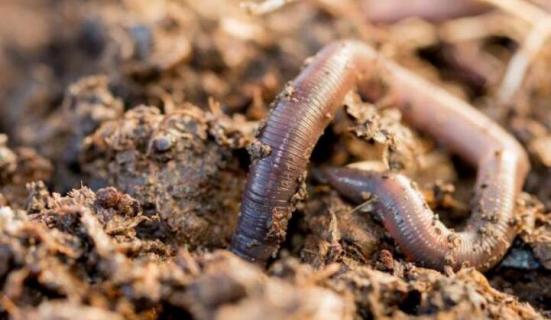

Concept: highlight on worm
[[230, 40, 529, 271]]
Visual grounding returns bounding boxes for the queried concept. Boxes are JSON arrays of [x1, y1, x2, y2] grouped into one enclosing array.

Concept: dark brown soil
[[0, 1, 550, 319]]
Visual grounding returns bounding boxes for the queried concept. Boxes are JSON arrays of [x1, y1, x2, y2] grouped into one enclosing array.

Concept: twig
[[240, 0, 296, 15], [479, 0, 549, 23], [479, 0, 551, 103], [498, 18, 551, 103]]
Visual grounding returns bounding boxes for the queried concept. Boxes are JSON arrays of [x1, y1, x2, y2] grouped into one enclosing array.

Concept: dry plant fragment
[[480, 0, 551, 103], [497, 18, 551, 103], [240, 0, 296, 15]]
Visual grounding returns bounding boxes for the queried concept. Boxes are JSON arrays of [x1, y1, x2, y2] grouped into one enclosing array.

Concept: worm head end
[[313, 167, 371, 204]]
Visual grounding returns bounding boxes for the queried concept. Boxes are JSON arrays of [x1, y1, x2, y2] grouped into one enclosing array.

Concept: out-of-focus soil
[[0, 0, 550, 319]]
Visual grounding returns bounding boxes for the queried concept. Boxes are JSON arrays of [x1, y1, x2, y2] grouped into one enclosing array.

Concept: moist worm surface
[[230, 40, 529, 270]]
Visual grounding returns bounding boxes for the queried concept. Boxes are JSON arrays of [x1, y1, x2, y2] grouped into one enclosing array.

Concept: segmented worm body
[[231, 40, 529, 270]]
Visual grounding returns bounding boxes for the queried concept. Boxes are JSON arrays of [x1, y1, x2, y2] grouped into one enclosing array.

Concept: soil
[[0, 0, 550, 319]]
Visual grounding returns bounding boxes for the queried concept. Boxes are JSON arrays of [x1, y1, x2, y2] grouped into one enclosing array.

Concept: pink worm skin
[[230, 40, 529, 270], [362, 0, 490, 23]]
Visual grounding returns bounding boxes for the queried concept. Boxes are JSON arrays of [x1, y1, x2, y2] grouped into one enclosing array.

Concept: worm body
[[363, 0, 490, 23], [231, 40, 529, 270], [231, 42, 376, 263]]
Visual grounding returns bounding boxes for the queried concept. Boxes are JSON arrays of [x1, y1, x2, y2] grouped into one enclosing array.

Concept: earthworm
[[363, 0, 490, 23], [230, 40, 529, 270]]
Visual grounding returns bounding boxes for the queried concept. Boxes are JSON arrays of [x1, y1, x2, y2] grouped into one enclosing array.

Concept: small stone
[[153, 136, 173, 152]]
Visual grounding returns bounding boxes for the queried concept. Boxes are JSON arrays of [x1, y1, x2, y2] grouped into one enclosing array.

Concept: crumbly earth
[[0, 0, 550, 319], [81, 105, 249, 249]]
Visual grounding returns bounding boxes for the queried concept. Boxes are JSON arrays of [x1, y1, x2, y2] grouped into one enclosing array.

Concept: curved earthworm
[[230, 40, 529, 270]]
